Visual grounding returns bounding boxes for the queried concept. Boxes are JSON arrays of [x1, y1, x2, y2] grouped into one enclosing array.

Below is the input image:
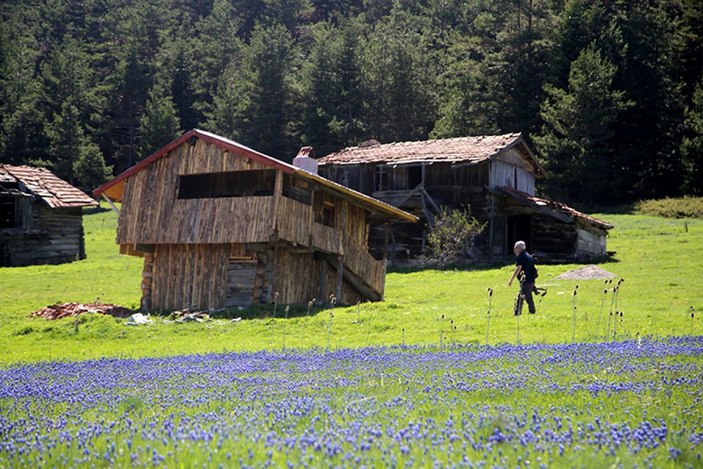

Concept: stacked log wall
[[530, 215, 578, 262], [0, 206, 86, 266]]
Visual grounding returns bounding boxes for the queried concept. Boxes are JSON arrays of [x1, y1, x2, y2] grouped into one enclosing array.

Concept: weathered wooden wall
[[530, 215, 578, 262], [149, 243, 230, 311], [0, 205, 86, 266], [576, 223, 607, 259], [319, 165, 376, 194], [118, 139, 274, 245], [322, 161, 494, 259], [489, 149, 536, 195], [276, 196, 312, 247], [117, 138, 389, 309]]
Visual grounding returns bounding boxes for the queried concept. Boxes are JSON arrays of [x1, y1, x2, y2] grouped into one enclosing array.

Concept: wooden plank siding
[[276, 196, 313, 247], [105, 134, 408, 309], [117, 139, 274, 245], [311, 223, 342, 255], [150, 243, 231, 311], [0, 206, 86, 266], [342, 233, 386, 295]]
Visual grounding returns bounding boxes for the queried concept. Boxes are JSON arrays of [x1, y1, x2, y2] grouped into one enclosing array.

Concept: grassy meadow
[[0, 205, 701, 365], [2, 204, 703, 468]]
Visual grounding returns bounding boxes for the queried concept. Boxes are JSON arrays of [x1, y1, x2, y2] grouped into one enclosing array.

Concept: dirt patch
[[31, 302, 136, 320], [555, 265, 616, 280]]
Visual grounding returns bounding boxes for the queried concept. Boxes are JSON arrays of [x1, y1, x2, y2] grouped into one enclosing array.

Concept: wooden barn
[[316, 133, 613, 263], [0, 165, 97, 267], [94, 129, 417, 312]]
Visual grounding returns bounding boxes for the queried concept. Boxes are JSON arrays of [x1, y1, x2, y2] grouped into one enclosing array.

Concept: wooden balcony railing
[[342, 233, 386, 296], [311, 223, 342, 255]]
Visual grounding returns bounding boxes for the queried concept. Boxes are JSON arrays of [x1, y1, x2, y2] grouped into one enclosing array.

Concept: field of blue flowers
[[1, 337, 702, 468]]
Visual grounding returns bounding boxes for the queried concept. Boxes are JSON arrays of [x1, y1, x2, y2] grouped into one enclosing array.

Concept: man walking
[[508, 241, 537, 315]]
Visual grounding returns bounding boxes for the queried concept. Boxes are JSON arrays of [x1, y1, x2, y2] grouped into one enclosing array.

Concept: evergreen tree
[[301, 20, 365, 153], [496, 0, 556, 134], [105, 47, 151, 173], [0, 12, 45, 164], [534, 43, 631, 204], [612, 2, 686, 199], [361, 11, 436, 142], [138, 80, 181, 160], [170, 44, 199, 131], [73, 139, 112, 190], [431, 35, 500, 138], [192, 0, 243, 119], [45, 100, 84, 181], [207, 22, 296, 159], [681, 77, 703, 195]]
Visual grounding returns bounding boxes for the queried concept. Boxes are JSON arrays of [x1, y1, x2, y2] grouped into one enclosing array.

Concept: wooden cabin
[[94, 129, 417, 312], [0, 165, 97, 267], [317, 133, 613, 263]]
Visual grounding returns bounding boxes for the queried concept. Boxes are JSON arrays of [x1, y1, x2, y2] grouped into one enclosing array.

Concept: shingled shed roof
[[317, 133, 545, 174], [0, 165, 97, 208], [497, 187, 613, 230]]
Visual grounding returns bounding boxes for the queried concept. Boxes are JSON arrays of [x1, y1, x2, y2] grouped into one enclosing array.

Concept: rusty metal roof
[[0, 165, 97, 208], [318, 133, 535, 166]]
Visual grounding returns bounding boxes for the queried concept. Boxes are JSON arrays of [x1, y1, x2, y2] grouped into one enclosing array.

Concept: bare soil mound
[[31, 302, 136, 320], [555, 265, 616, 280]]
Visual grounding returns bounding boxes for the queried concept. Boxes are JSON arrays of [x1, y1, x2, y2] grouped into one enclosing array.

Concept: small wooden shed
[[317, 133, 613, 263], [94, 129, 417, 312], [0, 165, 97, 267]]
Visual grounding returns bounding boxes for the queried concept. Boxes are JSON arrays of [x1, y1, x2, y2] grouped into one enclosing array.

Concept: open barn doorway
[[507, 215, 532, 254]]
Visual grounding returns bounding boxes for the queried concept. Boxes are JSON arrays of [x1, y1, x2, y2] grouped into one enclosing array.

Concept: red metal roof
[[318, 133, 536, 166], [0, 165, 97, 208], [498, 187, 613, 230]]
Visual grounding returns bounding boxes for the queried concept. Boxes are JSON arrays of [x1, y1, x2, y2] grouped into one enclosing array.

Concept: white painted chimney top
[[293, 146, 318, 174]]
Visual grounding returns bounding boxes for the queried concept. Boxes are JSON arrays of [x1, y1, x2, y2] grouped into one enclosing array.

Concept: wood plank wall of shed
[[0, 205, 85, 266], [276, 196, 312, 246], [530, 215, 578, 261], [117, 139, 273, 245], [150, 243, 231, 311], [269, 248, 365, 305]]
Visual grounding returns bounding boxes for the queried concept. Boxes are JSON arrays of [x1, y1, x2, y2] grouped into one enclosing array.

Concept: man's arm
[[508, 265, 522, 287]]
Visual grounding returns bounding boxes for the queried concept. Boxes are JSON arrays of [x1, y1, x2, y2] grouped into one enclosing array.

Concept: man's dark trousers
[[519, 282, 536, 315]]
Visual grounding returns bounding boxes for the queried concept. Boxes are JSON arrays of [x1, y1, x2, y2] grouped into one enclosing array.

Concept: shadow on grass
[[83, 205, 112, 215]]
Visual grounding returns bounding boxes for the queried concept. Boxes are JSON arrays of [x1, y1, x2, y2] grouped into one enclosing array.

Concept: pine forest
[[1, 0, 702, 205]]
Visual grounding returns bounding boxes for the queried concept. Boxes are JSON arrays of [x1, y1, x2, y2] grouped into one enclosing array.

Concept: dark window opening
[[322, 202, 335, 227], [282, 174, 312, 205], [507, 215, 531, 255], [375, 166, 388, 191], [0, 197, 18, 228], [408, 165, 422, 189], [177, 170, 275, 199]]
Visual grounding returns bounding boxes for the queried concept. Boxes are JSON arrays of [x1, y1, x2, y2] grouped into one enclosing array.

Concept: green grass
[[1, 205, 702, 365]]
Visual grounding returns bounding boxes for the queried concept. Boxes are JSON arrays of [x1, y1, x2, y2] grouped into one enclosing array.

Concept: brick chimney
[[293, 146, 317, 174]]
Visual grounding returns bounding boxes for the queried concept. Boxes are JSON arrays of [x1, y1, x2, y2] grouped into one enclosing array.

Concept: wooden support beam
[[270, 170, 283, 237], [383, 223, 390, 261], [101, 194, 120, 215], [319, 258, 327, 305], [335, 255, 344, 304], [420, 187, 441, 214], [325, 255, 381, 303]]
